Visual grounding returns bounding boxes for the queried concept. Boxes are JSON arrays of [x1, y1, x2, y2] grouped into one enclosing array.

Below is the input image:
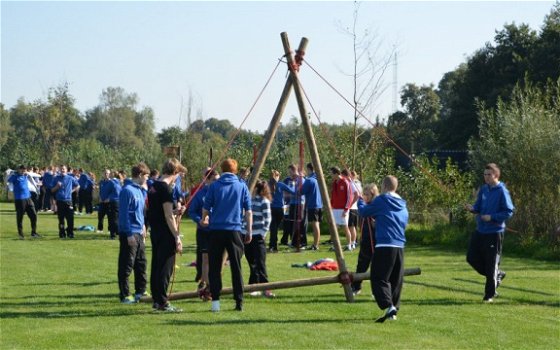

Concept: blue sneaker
[[134, 291, 150, 302]]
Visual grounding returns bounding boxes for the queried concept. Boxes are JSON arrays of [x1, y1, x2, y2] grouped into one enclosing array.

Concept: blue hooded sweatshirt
[[301, 173, 323, 209], [189, 184, 210, 232], [203, 173, 251, 231], [78, 173, 93, 190], [472, 181, 514, 234], [42, 171, 54, 190], [358, 193, 408, 248], [107, 178, 122, 202], [118, 181, 145, 236], [98, 179, 112, 201], [51, 174, 79, 201], [8, 173, 31, 200]]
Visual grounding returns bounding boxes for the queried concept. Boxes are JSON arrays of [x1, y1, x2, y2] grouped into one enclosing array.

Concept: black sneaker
[[497, 271, 506, 287], [310, 245, 319, 251], [235, 301, 243, 311], [31, 233, 42, 238], [375, 306, 397, 323]]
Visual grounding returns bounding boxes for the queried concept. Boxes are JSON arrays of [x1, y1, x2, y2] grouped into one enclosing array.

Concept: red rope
[[302, 59, 450, 194], [183, 58, 283, 210]]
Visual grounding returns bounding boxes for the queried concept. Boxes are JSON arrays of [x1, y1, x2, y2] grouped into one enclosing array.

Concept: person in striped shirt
[[242, 180, 274, 298]]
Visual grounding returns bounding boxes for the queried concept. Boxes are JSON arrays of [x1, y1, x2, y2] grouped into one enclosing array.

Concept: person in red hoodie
[[330, 167, 355, 251]]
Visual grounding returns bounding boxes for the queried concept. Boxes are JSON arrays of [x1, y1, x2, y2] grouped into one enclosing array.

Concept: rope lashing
[[338, 271, 353, 285], [289, 49, 305, 73]]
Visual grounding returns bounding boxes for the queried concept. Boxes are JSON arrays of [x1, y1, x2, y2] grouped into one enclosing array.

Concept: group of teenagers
[[7, 158, 514, 320], [6, 164, 98, 239]]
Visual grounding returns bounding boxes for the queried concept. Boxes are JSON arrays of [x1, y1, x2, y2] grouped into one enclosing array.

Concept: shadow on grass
[[10, 280, 116, 287], [406, 279, 560, 308], [452, 277, 557, 296], [166, 316, 372, 326]]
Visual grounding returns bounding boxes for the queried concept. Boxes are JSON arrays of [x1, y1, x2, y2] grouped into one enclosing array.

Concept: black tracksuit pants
[[467, 231, 503, 299], [150, 231, 176, 306], [118, 234, 147, 300], [268, 207, 284, 250], [56, 200, 74, 238], [107, 201, 119, 238], [352, 219, 375, 291], [245, 234, 269, 284], [14, 198, 37, 236], [371, 247, 404, 310], [208, 230, 245, 303]]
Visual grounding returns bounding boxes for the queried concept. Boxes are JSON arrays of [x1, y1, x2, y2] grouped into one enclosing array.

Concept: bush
[[469, 79, 560, 251]]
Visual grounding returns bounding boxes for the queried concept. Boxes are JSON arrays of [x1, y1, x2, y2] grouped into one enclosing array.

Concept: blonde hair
[[363, 183, 379, 198]]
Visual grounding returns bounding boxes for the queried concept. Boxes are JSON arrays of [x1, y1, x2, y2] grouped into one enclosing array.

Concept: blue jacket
[[301, 173, 323, 209], [42, 171, 54, 189], [270, 179, 286, 209], [472, 182, 514, 234], [189, 184, 210, 232], [282, 177, 304, 205], [98, 179, 111, 201], [51, 174, 79, 201], [78, 173, 94, 190], [173, 176, 183, 201], [358, 193, 408, 248], [8, 173, 31, 200], [118, 181, 146, 237], [107, 178, 122, 202], [203, 173, 252, 231]]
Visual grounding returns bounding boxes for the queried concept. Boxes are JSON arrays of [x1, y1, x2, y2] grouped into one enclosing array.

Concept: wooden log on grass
[[140, 267, 421, 302]]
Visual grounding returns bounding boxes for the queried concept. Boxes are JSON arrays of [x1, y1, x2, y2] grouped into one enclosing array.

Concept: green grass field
[[1, 202, 558, 349]]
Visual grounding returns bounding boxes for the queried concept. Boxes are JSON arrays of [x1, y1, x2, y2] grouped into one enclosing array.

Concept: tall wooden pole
[[247, 38, 309, 193], [280, 32, 354, 302]]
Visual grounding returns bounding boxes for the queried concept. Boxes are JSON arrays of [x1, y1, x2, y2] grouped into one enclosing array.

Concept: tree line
[[0, 4, 558, 256]]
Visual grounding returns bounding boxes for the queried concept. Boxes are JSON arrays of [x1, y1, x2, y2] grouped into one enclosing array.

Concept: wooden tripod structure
[[245, 32, 356, 301], [142, 32, 420, 305]]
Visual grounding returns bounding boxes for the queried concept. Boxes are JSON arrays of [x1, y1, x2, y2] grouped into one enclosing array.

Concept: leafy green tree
[[531, 2, 560, 84], [388, 83, 440, 153], [85, 87, 139, 149], [0, 104, 13, 152]]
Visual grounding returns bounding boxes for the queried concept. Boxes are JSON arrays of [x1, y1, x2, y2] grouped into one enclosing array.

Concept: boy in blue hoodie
[[358, 175, 408, 323], [201, 158, 252, 312], [8, 165, 40, 239], [51, 165, 80, 238], [118, 163, 150, 304], [465, 163, 514, 303]]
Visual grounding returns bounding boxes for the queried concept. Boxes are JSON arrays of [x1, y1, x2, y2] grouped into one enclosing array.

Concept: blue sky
[[1, 1, 555, 132]]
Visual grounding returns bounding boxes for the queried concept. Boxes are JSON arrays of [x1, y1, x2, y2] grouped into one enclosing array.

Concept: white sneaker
[[211, 300, 220, 312], [249, 291, 262, 297]]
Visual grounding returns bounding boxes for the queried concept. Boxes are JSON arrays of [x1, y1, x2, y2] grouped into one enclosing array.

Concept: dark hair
[[149, 169, 160, 177], [330, 166, 341, 175], [485, 163, 501, 177], [255, 180, 272, 201], [306, 163, 314, 172], [131, 163, 150, 178], [204, 168, 218, 178], [341, 169, 350, 177]]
